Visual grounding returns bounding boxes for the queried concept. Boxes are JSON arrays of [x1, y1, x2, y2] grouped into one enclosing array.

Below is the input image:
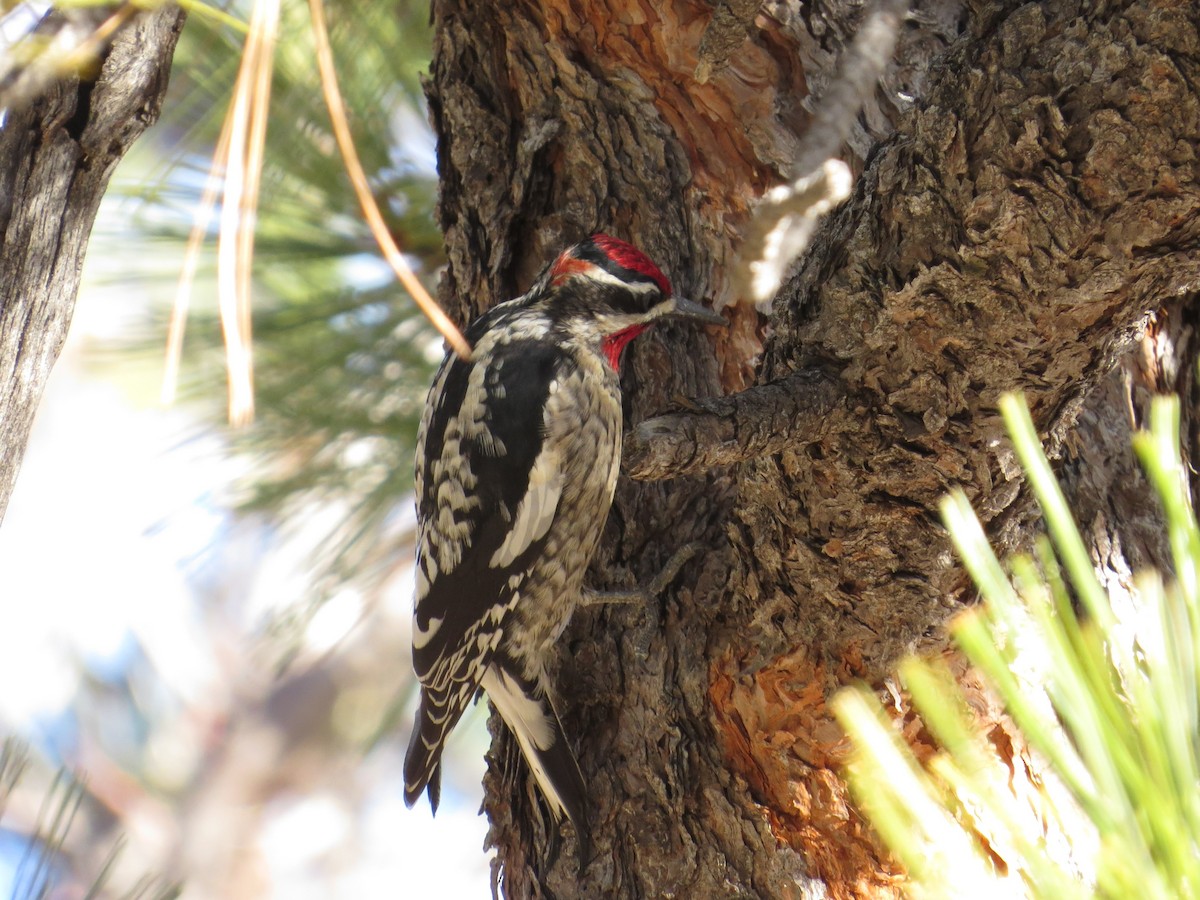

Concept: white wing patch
[[489, 443, 564, 569], [481, 667, 554, 751], [481, 666, 567, 820], [412, 613, 442, 650]]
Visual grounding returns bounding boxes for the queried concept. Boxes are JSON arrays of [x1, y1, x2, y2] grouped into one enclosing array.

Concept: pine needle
[[307, 0, 470, 360], [162, 0, 279, 425]]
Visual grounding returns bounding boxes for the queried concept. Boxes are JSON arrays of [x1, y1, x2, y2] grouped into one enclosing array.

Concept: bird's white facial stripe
[[647, 298, 676, 318], [587, 298, 677, 338], [489, 444, 564, 568], [579, 262, 659, 294]]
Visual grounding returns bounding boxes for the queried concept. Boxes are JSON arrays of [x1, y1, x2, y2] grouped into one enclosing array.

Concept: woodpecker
[[402, 234, 722, 851]]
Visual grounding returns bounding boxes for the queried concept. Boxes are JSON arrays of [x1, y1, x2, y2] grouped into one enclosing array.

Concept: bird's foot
[[580, 541, 704, 606]]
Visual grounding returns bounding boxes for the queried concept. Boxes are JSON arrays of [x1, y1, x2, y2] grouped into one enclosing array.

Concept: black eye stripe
[[607, 291, 646, 315], [571, 244, 660, 292]]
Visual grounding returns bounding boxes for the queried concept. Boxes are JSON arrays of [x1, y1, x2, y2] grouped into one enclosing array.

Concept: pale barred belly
[[503, 364, 622, 684]]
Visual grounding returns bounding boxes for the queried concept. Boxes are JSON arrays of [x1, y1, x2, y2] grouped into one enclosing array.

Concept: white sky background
[[0, 201, 491, 896]]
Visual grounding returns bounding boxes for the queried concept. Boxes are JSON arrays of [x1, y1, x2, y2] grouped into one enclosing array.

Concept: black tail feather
[[533, 693, 592, 863], [407, 668, 594, 866], [403, 689, 453, 812], [481, 665, 592, 862]]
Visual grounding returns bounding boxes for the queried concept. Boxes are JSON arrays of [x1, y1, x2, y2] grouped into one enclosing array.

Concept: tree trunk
[[428, 0, 1200, 895], [0, 6, 185, 523]]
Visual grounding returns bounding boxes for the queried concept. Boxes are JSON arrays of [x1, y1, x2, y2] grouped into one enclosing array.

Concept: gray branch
[[623, 369, 844, 481], [0, 7, 185, 523]]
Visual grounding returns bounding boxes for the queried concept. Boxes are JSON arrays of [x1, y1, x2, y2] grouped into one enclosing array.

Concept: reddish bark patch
[[712, 300, 766, 391], [539, 0, 806, 308], [710, 645, 1030, 898], [709, 648, 905, 898]]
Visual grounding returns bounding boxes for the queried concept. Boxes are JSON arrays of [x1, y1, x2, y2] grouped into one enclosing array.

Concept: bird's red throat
[[602, 324, 649, 370]]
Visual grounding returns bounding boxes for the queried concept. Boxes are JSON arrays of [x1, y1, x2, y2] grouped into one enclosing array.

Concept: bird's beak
[[668, 296, 727, 327]]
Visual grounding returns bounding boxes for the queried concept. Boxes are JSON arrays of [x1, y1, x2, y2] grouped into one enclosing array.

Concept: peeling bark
[[429, 0, 1200, 896], [0, 6, 186, 523]]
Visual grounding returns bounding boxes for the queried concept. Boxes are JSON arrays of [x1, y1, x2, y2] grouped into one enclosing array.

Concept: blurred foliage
[[835, 394, 1200, 898], [111, 0, 442, 596], [0, 739, 179, 899], [4, 2, 476, 895]]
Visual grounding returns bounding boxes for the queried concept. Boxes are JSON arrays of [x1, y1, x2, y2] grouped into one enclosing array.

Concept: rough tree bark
[[428, 0, 1200, 895], [0, 6, 185, 524]]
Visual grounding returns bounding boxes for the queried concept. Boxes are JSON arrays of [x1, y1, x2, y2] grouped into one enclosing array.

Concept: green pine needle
[[836, 391, 1200, 898]]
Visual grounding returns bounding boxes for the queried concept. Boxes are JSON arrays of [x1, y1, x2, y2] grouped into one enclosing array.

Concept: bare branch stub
[[622, 369, 844, 480], [789, 0, 910, 178], [734, 0, 910, 306], [738, 159, 852, 308]]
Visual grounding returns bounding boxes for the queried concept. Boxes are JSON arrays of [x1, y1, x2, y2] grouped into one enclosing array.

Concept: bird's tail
[[481, 665, 591, 856], [403, 682, 474, 813]]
